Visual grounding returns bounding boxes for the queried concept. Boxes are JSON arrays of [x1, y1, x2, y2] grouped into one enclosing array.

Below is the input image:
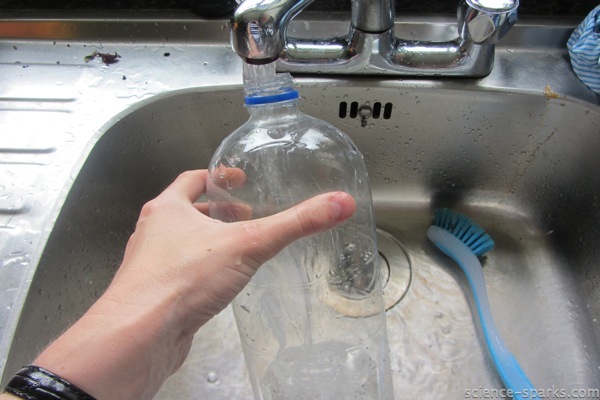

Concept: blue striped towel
[[568, 5, 600, 94]]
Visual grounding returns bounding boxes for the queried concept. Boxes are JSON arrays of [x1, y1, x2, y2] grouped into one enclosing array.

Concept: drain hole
[[349, 101, 359, 118], [377, 229, 412, 311], [372, 102, 382, 119], [383, 102, 393, 119], [323, 229, 412, 317], [338, 101, 348, 118]]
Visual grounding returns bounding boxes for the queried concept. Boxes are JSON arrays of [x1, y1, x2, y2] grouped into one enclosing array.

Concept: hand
[[29, 169, 355, 400], [113, 169, 355, 332]]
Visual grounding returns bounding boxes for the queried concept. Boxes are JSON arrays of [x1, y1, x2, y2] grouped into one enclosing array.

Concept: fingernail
[[329, 193, 355, 221]]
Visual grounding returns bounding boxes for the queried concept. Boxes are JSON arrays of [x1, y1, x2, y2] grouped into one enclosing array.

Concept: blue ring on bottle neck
[[244, 89, 299, 105]]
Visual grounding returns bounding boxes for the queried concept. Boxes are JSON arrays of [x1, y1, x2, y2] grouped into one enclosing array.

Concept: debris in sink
[[543, 84, 560, 99], [84, 51, 121, 65]]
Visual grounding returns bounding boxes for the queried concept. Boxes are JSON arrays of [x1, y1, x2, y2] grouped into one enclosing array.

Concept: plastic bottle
[[207, 68, 393, 400]]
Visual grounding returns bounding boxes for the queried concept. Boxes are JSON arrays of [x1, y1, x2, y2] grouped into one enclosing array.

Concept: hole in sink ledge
[[377, 228, 412, 311]]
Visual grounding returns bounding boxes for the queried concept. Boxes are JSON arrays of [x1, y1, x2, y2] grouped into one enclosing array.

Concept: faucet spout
[[230, 0, 315, 64]]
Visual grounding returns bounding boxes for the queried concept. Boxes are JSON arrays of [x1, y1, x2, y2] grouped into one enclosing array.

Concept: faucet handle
[[458, 0, 518, 45]]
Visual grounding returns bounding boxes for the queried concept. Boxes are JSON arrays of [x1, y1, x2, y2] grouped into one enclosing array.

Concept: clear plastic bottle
[[207, 69, 393, 400]]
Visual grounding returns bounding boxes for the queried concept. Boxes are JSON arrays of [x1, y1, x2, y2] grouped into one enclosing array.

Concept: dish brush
[[427, 208, 539, 400]]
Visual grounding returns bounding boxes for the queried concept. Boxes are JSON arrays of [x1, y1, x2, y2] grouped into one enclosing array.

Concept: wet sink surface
[[3, 81, 600, 398]]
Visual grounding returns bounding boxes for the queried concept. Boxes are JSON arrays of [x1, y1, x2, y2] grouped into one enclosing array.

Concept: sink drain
[[377, 229, 412, 311], [323, 229, 412, 317]]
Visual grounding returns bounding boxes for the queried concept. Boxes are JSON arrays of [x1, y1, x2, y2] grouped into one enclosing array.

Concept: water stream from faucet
[[243, 62, 276, 84], [242, 60, 318, 352]]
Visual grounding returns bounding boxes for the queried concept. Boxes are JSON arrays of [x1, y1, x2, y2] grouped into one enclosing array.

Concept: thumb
[[242, 192, 356, 265]]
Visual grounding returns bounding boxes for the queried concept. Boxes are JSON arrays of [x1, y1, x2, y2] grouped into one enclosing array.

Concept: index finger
[[210, 166, 247, 189], [163, 170, 209, 203]]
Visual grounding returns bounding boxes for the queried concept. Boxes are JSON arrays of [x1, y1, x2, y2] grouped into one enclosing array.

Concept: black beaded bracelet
[[3, 365, 96, 400]]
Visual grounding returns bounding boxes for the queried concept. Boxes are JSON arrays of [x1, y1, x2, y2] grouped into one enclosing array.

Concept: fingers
[[162, 170, 355, 270], [161, 168, 246, 205], [210, 167, 246, 189], [163, 170, 208, 203], [281, 191, 356, 238], [194, 201, 253, 221], [193, 203, 209, 215], [242, 192, 356, 264]]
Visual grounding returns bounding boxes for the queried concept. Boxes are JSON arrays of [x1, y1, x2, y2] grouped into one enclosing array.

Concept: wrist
[[4, 365, 96, 400], [33, 280, 193, 400]]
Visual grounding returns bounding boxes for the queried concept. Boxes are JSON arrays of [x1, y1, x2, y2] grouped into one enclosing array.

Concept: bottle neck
[[243, 70, 299, 117], [247, 98, 300, 116]]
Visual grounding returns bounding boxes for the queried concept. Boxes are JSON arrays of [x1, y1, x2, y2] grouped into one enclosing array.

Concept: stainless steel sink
[[1, 10, 599, 399], [2, 78, 600, 398]]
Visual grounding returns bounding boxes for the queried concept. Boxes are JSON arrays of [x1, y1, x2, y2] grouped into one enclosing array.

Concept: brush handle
[[427, 226, 540, 400]]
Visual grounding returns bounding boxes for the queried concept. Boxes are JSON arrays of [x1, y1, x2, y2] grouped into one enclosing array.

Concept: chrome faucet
[[230, 0, 518, 77]]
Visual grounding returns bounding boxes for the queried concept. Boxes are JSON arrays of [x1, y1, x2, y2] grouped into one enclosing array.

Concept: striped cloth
[[568, 5, 600, 94]]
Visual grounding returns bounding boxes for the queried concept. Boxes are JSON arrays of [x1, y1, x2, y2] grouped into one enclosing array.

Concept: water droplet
[[207, 372, 218, 383]]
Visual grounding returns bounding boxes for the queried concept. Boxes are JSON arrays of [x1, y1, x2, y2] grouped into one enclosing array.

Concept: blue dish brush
[[427, 208, 539, 400]]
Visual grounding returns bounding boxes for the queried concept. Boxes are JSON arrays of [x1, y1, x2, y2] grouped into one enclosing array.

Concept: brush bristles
[[433, 209, 495, 257]]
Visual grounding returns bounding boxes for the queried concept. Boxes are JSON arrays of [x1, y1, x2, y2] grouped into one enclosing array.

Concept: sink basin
[[3, 80, 600, 398]]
